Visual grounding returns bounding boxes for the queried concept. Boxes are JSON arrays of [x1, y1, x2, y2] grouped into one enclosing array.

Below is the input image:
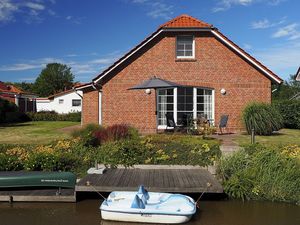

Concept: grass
[[0, 121, 80, 145], [234, 129, 300, 147]]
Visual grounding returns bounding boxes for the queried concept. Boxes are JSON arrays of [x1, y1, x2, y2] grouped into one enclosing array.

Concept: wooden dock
[[0, 188, 76, 202], [76, 167, 223, 193]]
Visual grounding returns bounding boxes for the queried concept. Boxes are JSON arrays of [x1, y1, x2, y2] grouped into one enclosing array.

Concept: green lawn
[[0, 121, 80, 145], [234, 129, 300, 147]]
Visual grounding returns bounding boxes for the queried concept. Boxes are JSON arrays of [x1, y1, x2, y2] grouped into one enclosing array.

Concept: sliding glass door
[[157, 87, 214, 128]]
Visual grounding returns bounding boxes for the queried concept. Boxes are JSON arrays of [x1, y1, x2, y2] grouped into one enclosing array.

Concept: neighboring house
[[0, 81, 37, 112], [36, 89, 83, 114], [76, 14, 283, 134]]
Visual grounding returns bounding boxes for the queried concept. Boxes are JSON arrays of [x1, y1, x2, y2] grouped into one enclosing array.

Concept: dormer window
[[176, 35, 194, 58]]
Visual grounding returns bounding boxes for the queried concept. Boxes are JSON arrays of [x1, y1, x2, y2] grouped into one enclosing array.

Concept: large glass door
[[157, 89, 174, 126], [177, 87, 194, 126], [157, 87, 214, 128]]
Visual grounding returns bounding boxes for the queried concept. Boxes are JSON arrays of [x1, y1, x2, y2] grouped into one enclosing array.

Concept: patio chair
[[165, 113, 180, 132], [218, 114, 229, 134]]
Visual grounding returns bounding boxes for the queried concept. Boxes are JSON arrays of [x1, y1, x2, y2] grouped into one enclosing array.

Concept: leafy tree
[[272, 74, 300, 101], [34, 63, 74, 97]]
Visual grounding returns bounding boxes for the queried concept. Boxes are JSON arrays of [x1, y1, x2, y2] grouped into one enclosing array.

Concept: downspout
[[73, 87, 83, 126], [91, 82, 102, 126]]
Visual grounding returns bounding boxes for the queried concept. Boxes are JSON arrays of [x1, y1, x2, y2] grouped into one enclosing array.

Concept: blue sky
[[0, 0, 299, 83]]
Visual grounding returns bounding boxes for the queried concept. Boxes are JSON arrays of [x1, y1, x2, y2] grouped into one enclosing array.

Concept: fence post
[[251, 128, 255, 144]]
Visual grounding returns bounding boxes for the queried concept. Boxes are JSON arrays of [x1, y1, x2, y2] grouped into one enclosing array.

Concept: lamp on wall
[[220, 88, 226, 95], [145, 89, 151, 95]]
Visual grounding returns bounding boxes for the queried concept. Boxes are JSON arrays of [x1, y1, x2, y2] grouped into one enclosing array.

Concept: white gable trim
[[93, 28, 282, 85], [94, 29, 164, 84]]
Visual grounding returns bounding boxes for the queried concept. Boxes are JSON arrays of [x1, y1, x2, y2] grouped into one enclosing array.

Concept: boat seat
[[131, 195, 145, 209], [137, 185, 149, 200]]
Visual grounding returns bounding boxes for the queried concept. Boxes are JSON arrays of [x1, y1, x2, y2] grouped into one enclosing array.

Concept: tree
[[272, 74, 300, 101], [34, 63, 74, 97]]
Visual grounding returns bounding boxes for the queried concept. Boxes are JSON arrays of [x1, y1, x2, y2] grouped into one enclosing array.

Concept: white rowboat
[[100, 186, 196, 224]]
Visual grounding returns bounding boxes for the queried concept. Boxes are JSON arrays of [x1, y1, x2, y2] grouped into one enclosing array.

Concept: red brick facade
[[82, 30, 273, 133], [82, 88, 99, 125]]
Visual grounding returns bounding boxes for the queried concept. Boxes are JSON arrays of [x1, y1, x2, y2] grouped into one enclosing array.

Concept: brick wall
[[82, 31, 271, 133], [82, 89, 99, 125]]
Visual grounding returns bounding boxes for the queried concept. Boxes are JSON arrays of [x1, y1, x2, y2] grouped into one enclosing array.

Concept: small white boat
[[100, 186, 196, 224]]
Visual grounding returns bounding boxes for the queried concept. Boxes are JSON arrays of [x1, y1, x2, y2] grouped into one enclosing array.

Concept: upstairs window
[[176, 36, 194, 58], [72, 99, 81, 107], [59, 99, 64, 104]]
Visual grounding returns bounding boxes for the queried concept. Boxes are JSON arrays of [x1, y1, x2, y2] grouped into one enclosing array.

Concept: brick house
[[76, 15, 282, 134], [0, 81, 37, 112]]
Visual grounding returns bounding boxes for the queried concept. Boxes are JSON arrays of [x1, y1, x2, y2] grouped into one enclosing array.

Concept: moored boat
[[0, 171, 76, 189], [100, 186, 196, 224]]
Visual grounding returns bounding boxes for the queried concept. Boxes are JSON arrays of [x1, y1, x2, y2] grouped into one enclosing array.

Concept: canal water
[[0, 199, 299, 225]]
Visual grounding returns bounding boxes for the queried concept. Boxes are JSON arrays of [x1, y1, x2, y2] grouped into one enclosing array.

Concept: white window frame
[[157, 87, 215, 129], [58, 99, 64, 104], [176, 35, 195, 59]]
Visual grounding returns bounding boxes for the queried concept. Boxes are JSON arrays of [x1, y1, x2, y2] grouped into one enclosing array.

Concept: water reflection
[[0, 199, 299, 225]]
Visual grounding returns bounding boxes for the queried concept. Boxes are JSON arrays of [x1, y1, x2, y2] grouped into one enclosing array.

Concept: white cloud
[[253, 41, 300, 79], [0, 51, 122, 79], [251, 17, 286, 29], [24, 2, 45, 11], [213, 0, 285, 12], [272, 23, 300, 40], [66, 15, 72, 20], [130, 0, 174, 19], [0, 0, 56, 24], [0, 0, 18, 23], [0, 63, 40, 71]]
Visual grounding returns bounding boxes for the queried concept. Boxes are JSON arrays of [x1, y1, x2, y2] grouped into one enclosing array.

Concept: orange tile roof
[[0, 81, 26, 94], [160, 14, 212, 28]]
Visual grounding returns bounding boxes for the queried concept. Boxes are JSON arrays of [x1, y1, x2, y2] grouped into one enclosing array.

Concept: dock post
[[9, 195, 13, 203]]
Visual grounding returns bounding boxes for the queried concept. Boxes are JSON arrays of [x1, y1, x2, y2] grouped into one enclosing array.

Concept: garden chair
[[218, 114, 229, 134], [165, 113, 181, 132]]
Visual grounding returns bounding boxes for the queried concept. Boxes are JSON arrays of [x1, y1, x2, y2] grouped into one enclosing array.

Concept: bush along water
[[217, 144, 300, 204], [242, 102, 283, 135]]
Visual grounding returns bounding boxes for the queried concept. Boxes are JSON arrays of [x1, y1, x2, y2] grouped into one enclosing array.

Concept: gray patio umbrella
[[128, 76, 182, 90], [128, 76, 182, 132]]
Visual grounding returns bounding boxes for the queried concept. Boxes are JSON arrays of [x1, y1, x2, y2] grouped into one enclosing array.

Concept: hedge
[[26, 111, 81, 122], [273, 100, 300, 129]]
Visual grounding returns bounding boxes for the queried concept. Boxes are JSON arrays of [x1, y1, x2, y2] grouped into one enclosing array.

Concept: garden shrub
[[96, 139, 148, 167], [26, 111, 81, 122], [0, 98, 29, 123], [71, 124, 103, 146], [242, 102, 283, 135], [217, 144, 300, 204], [93, 124, 139, 145], [273, 100, 300, 129], [0, 153, 23, 171]]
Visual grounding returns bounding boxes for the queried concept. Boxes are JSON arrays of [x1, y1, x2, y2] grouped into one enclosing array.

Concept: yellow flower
[[6, 147, 29, 161]]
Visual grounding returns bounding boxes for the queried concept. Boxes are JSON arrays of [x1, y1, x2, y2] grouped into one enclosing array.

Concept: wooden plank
[[75, 168, 223, 193]]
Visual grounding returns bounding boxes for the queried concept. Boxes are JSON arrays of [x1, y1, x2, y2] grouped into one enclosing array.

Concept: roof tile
[[160, 14, 212, 28]]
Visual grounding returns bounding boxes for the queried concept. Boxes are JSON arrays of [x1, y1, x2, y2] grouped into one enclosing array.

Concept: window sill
[[175, 58, 197, 62]]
